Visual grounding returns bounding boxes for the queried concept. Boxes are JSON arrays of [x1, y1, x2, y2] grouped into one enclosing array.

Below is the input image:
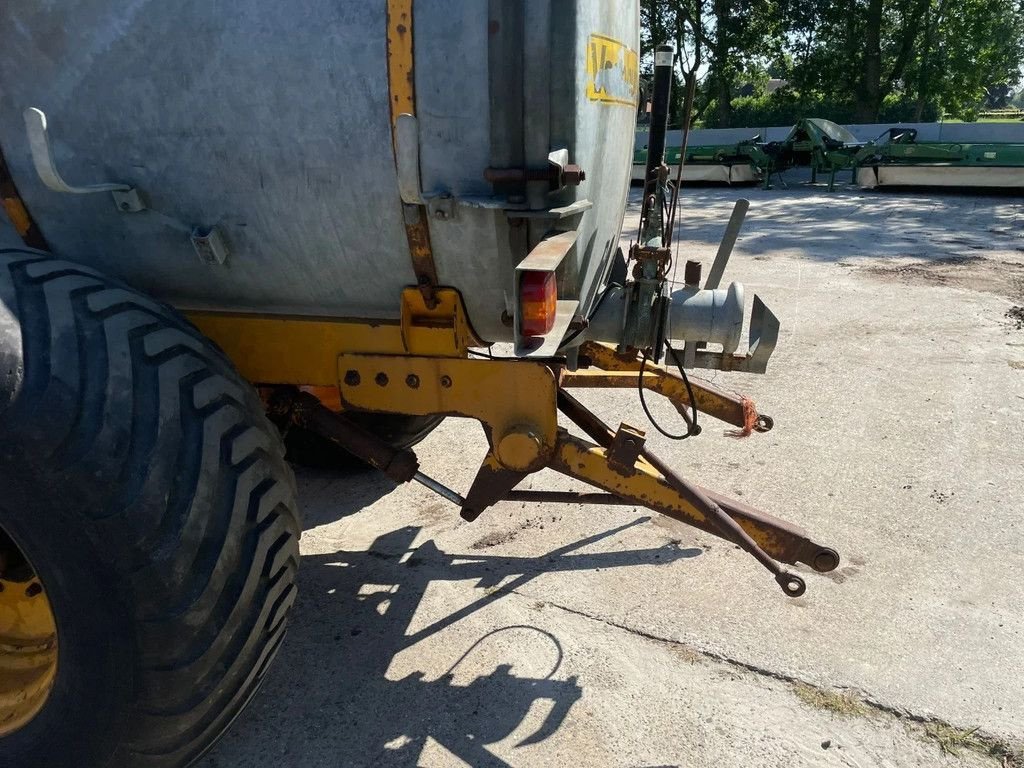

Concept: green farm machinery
[[632, 138, 771, 184], [855, 127, 1024, 189], [633, 117, 1024, 191]]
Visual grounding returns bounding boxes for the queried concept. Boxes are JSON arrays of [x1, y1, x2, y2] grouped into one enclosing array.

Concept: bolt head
[[344, 370, 361, 386], [440, 375, 453, 388], [406, 374, 420, 388], [375, 372, 389, 387], [562, 164, 586, 186]]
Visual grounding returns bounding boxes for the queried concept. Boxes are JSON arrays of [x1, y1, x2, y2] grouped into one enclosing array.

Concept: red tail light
[[519, 270, 557, 337]]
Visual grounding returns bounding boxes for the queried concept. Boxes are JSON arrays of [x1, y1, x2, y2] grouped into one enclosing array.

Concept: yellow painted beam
[[188, 312, 406, 386]]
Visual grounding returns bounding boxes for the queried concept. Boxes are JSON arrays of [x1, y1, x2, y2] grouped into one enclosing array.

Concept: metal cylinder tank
[[0, 1, 640, 342]]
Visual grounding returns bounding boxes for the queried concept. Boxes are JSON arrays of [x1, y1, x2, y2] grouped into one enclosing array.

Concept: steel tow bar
[[555, 390, 807, 597], [636, 447, 806, 597]]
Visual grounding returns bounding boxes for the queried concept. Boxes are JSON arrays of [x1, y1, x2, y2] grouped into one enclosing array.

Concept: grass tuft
[[792, 683, 868, 717], [925, 723, 984, 757]]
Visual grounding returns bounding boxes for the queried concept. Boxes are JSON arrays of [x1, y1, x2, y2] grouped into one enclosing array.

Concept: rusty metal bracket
[[607, 423, 646, 470], [399, 287, 486, 358], [566, 341, 772, 433], [387, 0, 440, 308], [462, 450, 529, 522]]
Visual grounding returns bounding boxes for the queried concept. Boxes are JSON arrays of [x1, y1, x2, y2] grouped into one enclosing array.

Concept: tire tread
[[0, 251, 300, 767]]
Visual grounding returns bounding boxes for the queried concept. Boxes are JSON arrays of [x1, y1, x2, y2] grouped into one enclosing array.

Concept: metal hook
[[23, 107, 144, 212]]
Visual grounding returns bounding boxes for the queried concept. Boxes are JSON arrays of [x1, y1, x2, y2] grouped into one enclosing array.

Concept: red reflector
[[520, 270, 557, 337]]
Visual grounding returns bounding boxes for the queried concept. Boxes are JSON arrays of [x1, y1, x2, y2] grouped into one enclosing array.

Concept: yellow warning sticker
[[586, 33, 639, 106]]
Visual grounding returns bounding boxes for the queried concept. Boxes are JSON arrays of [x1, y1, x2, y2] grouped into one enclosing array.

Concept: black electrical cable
[[667, 340, 700, 436], [638, 342, 700, 440]]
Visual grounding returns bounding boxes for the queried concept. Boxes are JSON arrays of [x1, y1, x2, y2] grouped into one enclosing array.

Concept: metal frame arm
[[548, 430, 837, 574], [568, 341, 772, 433]]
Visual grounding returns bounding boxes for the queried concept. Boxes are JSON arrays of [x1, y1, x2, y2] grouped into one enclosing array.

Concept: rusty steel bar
[[635, 441, 807, 596], [700, 487, 840, 574], [556, 389, 616, 447], [554, 389, 835, 593], [267, 387, 419, 483], [506, 485, 838, 576], [414, 472, 467, 507]]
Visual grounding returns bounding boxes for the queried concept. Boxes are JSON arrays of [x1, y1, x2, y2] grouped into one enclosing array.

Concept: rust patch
[[386, 0, 439, 307]]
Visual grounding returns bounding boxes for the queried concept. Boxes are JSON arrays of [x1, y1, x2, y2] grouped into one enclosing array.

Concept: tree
[[641, 0, 1024, 125], [907, 0, 1024, 119], [778, 0, 929, 121], [640, 0, 785, 126], [707, 1, 784, 124]]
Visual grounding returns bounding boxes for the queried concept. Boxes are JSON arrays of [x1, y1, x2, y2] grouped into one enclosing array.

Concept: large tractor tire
[[0, 250, 301, 767]]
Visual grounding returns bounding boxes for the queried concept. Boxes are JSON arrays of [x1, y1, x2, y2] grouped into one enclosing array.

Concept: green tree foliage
[[641, 0, 1024, 126], [907, 0, 1024, 120], [640, 0, 782, 126]]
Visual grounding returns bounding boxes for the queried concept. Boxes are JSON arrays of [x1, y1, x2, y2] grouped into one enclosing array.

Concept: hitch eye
[[519, 270, 557, 337]]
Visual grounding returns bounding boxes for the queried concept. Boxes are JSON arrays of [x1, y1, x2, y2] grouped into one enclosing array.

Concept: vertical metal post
[[642, 44, 675, 202]]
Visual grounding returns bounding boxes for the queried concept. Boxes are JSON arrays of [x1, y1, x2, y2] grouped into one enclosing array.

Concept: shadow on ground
[[201, 469, 701, 767]]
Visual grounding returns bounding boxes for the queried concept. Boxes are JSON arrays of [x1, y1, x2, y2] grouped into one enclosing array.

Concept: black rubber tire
[[0, 250, 301, 767], [284, 412, 443, 471]]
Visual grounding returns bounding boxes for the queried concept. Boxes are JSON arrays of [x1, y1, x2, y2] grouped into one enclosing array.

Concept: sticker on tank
[[586, 33, 639, 106]]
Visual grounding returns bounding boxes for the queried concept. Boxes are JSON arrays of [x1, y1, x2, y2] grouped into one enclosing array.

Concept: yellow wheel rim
[[0, 531, 58, 738]]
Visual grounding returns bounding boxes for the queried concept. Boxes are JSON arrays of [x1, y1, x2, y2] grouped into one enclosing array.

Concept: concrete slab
[[199, 177, 1024, 767]]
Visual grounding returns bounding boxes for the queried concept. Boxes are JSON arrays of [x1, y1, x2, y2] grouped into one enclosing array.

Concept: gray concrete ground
[[200, 172, 1024, 767]]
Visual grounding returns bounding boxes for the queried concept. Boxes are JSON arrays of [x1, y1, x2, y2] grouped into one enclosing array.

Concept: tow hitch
[[267, 336, 840, 598]]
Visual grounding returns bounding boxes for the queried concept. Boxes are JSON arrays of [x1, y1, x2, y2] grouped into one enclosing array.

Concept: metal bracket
[[190, 225, 230, 265], [23, 108, 145, 212], [336, 354, 559, 472], [426, 194, 456, 222], [399, 287, 485, 357], [567, 341, 773, 432], [687, 295, 780, 374], [607, 423, 646, 469], [394, 113, 423, 205]]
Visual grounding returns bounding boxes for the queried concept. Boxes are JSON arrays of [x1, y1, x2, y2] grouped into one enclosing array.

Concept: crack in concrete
[[512, 588, 1022, 764]]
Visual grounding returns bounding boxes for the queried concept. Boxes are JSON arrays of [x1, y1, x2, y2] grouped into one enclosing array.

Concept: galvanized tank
[[0, 1, 640, 342]]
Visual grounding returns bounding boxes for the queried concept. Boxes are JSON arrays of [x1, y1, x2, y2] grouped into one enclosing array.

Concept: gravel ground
[[200, 171, 1024, 768]]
